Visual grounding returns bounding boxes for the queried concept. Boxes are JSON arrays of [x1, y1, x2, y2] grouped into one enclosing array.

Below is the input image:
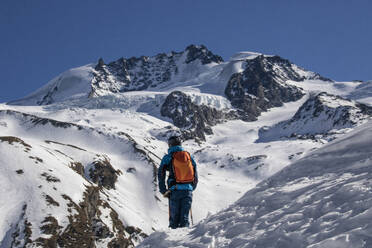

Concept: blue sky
[[1, 0, 371, 103]]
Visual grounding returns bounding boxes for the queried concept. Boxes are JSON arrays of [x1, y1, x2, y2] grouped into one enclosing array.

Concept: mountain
[[0, 110, 156, 247], [8, 45, 223, 106], [224, 54, 331, 121], [258, 92, 372, 142], [139, 120, 372, 248], [1, 44, 371, 247], [347, 80, 372, 105], [8, 45, 335, 141]]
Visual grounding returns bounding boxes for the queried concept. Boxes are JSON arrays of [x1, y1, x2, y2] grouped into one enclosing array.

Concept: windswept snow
[[139, 121, 372, 248], [8, 65, 94, 106]]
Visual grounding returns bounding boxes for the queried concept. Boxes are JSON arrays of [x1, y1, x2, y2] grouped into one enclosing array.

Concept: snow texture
[[139, 121, 372, 248]]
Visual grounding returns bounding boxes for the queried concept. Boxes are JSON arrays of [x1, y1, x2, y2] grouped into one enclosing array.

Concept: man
[[158, 136, 198, 228]]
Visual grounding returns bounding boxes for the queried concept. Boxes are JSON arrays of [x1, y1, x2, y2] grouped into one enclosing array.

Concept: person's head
[[168, 136, 182, 147]]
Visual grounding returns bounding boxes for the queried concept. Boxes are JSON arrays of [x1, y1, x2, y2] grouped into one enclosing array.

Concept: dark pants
[[169, 190, 192, 229]]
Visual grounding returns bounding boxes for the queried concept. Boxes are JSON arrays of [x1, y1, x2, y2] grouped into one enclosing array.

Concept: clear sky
[[1, 0, 371, 103]]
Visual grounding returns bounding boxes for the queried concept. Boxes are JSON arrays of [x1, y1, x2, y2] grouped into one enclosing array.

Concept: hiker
[[158, 136, 198, 229]]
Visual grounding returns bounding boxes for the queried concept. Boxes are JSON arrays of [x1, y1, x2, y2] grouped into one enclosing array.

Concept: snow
[[0, 89, 318, 245], [1, 48, 372, 247], [258, 92, 371, 143], [139, 121, 372, 248], [346, 80, 372, 106], [8, 65, 94, 106], [229, 51, 263, 61]]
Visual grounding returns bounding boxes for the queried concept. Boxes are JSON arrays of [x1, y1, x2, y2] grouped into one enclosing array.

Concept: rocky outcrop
[[185, 44, 223, 64], [225, 55, 307, 121], [34, 187, 144, 248], [9, 205, 32, 248], [0, 110, 83, 130], [161, 91, 237, 141], [87, 156, 121, 190], [258, 92, 372, 142], [91, 45, 223, 95]]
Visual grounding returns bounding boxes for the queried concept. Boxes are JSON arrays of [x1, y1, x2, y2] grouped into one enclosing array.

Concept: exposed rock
[[33, 187, 142, 247], [161, 91, 237, 141], [95, 57, 105, 70], [45, 195, 60, 207], [39, 216, 62, 235], [0, 136, 32, 148], [45, 140, 87, 151], [87, 156, 120, 190], [91, 52, 177, 94], [37, 85, 58, 105], [185, 44, 223, 64], [70, 161, 85, 176], [126, 167, 136, 173], [225, 55, 307, 121], [91, 45, 223, 95], [10, 205, 32, 248], [0, 110, 83, 130], [41, 172, 61, 183], [258, 92, 372, 142], [29, 156, 43, 164]]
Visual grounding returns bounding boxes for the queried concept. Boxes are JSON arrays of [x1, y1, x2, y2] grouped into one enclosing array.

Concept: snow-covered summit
[[8, 45, 224, 106], [346, 80, 372, 105], [229, 51, 264, 61], [8, 65, 94, 106], [8, 45, 331, 109]]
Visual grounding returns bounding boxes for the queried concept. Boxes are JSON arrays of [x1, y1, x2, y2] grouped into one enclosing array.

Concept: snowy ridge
[[347, 80, 372, 105], [9, 45, 224, 106], [8, 65, 94, 106], [258, 92, 372, 142], [139, 120, 372, 248]]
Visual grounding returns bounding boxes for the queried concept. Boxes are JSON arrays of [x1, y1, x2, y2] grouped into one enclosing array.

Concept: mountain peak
[[95, 57, 105, 70], [184, 44, 223, 64], [230, 51, 263, 61], [8, 46, 333, 106]]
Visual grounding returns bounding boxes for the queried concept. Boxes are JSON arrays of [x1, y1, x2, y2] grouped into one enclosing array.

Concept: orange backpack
[[172, 151, 194, 183]]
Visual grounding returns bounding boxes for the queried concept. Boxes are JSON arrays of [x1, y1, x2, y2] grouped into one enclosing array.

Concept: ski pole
[[190, 206, 194, 226]]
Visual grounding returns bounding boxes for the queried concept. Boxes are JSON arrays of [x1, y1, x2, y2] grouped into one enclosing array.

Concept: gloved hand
[[163, 190, 171, 198]]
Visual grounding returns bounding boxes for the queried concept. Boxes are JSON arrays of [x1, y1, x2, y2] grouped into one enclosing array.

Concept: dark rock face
[[161, 91, 237, 141], [185, 44, 223, 64], [37, 86, 58, 105], [225, 55, 307, 121], [258, 92, 372, 142], [91, 45, 223, 95], [10, 205, 32, 247], [92, 54, 176, 94], [88, 156, 121, 190], [34, 187, 143, 248], [290, 92, 372, 127]]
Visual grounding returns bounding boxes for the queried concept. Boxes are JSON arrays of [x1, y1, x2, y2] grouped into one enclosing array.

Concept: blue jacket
[[158, 146, 198, 194]]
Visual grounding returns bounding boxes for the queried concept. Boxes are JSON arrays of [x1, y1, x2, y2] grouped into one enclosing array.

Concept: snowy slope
[[346, 80, 372, 105], [7, 65, 94, 106], [258, 92, 372, 142], [139, 120, 372, 248], [0, 109, 166, 247]]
